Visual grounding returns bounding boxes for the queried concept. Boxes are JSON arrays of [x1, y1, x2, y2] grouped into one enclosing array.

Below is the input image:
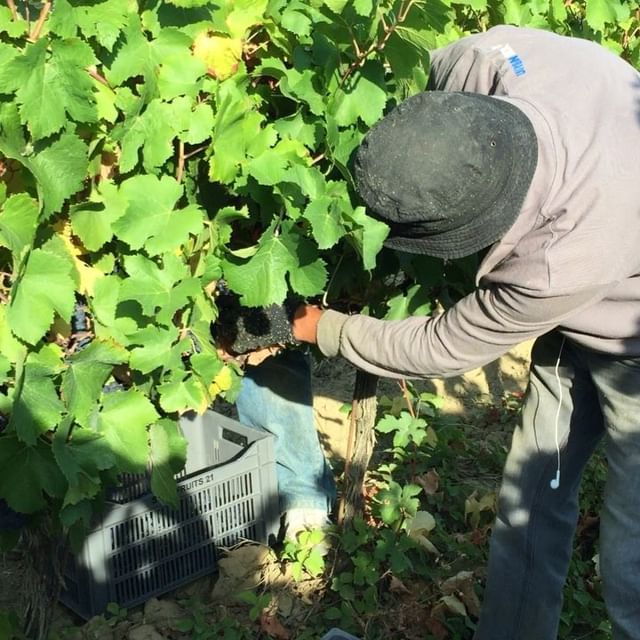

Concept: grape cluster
[[213, 286, 300, 354]]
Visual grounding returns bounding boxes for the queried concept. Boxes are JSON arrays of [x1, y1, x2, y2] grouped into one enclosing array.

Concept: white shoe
[[284, 507, 331, 540]]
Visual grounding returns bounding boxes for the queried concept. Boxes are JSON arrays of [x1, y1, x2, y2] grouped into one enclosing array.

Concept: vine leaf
[[61, 340, 129, 427], [7, 38, 97, 140], [303, 195, 346, 249], [96, 389, 159, 473], [30, 133, 90, 217], [225, 0, 268, 38], [0, 435, 66, 513], [49, 0, 130, 51], [149, 419, 188, 508], [222, 232, 294, 306], [346, 206, 389, 271], [7, 248, 76, 345], [193, 32, 243, 80], [0, 194, 39, 265], [113, 174, 204, 255], [332, 61, 387, 127], [128, 326, 186, 375], [223, 223, 327, 305], [107, 18, 198, 97], [52, 425, 117, 506], [9, 351, 66, 445], [119, 253, 198, 322]]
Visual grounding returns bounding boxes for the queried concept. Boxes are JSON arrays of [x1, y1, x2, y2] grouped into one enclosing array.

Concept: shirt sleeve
[[316, 284, 609, 380]]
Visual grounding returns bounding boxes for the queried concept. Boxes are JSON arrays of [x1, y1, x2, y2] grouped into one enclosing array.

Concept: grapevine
[[0, 0, 637, 556]]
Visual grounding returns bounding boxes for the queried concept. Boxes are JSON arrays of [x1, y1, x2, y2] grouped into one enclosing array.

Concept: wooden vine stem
[[20, 517, 69, 640], [338, 368, 379, 527]]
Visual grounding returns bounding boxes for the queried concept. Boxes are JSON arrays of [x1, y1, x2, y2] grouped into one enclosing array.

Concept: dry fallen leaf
[[416, 469, 440, 496], [389, 575, 411, 594], [259, 611, 291, 639], [441, 570, 481, 618]]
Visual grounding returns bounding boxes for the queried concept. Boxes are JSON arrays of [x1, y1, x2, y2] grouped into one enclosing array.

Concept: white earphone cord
[[550, 336, 566, 490]]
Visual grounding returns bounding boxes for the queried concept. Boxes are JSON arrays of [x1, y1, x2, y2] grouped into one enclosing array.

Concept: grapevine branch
[[339, 0, 418, 88], [399, 379, 416, 418], [28, 1, 51, 41], [6, 0, 18, 21], [176, 140, 185, 183], [86, 65, 112, 89]]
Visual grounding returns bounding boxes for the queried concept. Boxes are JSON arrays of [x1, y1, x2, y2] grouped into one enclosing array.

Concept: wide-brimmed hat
[[354, 91, 538, 259]]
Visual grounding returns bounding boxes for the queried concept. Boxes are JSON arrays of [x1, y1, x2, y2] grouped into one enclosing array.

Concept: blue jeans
[[475, 332, 640, 640], [236, 350, 336, 514]]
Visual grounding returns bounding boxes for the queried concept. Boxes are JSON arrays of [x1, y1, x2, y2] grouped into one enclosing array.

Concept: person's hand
[[292, 304, 324, 344]]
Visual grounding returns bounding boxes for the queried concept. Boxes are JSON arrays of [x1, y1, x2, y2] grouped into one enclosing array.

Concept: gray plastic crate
[[60, 410, 279, 619]]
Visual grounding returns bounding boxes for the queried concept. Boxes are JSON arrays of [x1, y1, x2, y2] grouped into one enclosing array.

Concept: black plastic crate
[[60, 410, 279, 619]]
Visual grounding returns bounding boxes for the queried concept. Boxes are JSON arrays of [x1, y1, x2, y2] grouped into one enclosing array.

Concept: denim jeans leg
[[235, 350, 336, 514], [475, 333, 604, 640], [589, 354, 640, 640]]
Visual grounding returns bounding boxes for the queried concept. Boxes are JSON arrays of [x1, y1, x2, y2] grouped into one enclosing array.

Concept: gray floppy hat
[[354, 91, 538, 259]]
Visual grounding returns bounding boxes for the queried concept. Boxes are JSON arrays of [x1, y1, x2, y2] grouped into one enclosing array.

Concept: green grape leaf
[[274, 112, 318, 149], [280, 67, 325, 115], [0, 43, 18, 91], [353, 0, 374, 16], [107, 18, 193, 93], [281, 5, 313, 37], [225, 0, 268, 37], [52, 422, 116, 506], [223, 223, 327, 304], [61, 340, 129, 426], [303, 195, 346, 249], [27, 133, 90, 217], [149, 419, 188, 508], [0, 306, 25, 365], [246, 147, 290, 186], [96, 389, 159, 473], [114, 175, 204, 255], [158, 48, 207, 100], [119, 253, 190, 317], [502, 0, 532, 24], [80, 0, 131, 51], [128, 326, 184, 374], [385, 284, 433, 320], [280, 223, 328, 296], [8, 38, 97, 140], [179, 102, 214, 145], [585, 0, 626, 32], [157, 375, 208, 414], [332, 61, 387, 126], [53, 427, 116, 489], [209, 82, 264, 184], [7, 248, 76, 345], [116, 99, 177, 172], [346, 206, 389, 271], [0, 6, 27, 37], [222, 227, 297, 306], [0, 435, 66, 513], [91, 275, 121, 327], [322, 0, 349, 13], [166, 0, 211, 7], [9, 354, 66, 445], [70, 198, 123, 253], [0, 194, 39, 261]]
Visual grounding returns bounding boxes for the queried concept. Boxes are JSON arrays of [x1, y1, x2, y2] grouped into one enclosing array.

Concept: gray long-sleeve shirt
[[317, 26, 640, 379]]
